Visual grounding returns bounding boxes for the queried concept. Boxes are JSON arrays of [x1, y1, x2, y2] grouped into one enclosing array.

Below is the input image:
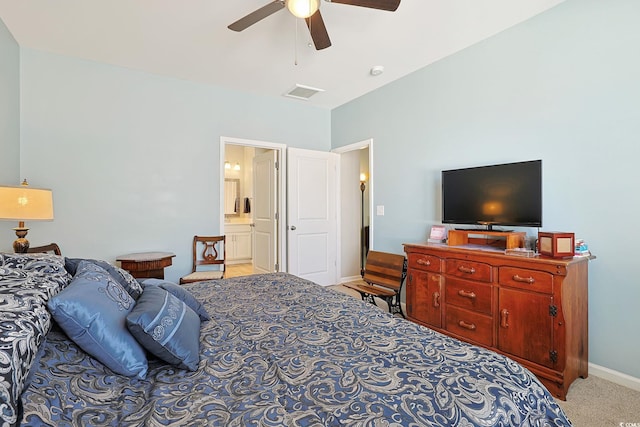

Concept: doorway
[[221, 138, 354, 285], [332, 139, 373, 284], [220, 137, 286, 276]]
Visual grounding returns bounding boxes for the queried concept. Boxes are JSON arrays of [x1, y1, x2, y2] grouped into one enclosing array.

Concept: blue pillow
[[126, 285, 201, 371], [141, 279, 210, 321], [65, 258, 144, 299], [47, 261, 148, 378]]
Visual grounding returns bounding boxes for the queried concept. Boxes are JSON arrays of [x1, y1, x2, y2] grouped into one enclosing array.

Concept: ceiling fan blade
[[327, 0, 400, 12], [228, 1, 285, 32], [305, 10, 332, 50]]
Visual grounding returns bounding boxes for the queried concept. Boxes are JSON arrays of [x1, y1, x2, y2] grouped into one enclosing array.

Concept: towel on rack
[[234, 197, 240, 213], [244, 197, 251, 214]]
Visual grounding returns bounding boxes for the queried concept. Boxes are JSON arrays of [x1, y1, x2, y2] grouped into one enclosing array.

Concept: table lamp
[[0, 180, 54, 253]]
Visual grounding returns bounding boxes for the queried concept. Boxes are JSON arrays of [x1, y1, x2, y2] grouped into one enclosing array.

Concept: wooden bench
[[343, 250, 407, 317]]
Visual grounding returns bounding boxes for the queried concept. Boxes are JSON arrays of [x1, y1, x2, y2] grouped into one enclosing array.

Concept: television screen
[[442, 160, 542, 229]]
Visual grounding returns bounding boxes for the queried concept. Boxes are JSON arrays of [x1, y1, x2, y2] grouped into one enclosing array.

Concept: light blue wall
[[0, 18, 19, 182], [17, 49, 331, 280], [0, 18, 20, 246], [332, 0, 640, 379]]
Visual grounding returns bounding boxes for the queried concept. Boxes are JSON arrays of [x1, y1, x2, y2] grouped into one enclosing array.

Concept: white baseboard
[[339, 275, 362, 284], [589, 363, 640, 392], [226, 259, 252, 265]]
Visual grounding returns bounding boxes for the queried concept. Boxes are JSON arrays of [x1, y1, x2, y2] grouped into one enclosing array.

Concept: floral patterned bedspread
[[0, 253, 71, 427], [20, 272, 570, 426]]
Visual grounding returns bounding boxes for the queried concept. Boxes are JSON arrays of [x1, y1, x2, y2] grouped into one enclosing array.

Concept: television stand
[[455, 227, 513, 233], [448, 229, 525, 249]]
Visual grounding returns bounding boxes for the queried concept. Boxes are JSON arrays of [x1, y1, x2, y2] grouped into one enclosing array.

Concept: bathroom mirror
[[224, 179, 240, 217]]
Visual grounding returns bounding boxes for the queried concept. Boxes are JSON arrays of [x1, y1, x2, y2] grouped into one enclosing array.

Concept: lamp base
[[12, 227, 30, 253]]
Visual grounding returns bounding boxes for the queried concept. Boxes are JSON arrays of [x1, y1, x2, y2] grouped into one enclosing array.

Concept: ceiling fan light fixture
[[286, 0, 320, 19]]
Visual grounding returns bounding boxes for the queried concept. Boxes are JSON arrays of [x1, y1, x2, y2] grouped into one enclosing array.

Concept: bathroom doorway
[[220, 137, 285, 277]]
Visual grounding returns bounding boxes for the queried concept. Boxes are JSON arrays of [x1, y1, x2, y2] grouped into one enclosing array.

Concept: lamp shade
[[0, 185, 54, 221]]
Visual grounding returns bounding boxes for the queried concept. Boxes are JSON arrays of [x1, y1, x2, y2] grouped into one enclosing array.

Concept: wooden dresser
[[403, 243, 589, 400]]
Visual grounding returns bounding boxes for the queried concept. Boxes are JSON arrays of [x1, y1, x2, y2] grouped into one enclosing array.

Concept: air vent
[[284, 84, 324, 100]]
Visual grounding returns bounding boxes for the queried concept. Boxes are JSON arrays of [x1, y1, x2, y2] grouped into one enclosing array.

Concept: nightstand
[[116, 251, 175, 279]]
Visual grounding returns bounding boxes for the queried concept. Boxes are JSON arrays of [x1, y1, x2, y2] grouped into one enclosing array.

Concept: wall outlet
[[376, 205, 384, 216]]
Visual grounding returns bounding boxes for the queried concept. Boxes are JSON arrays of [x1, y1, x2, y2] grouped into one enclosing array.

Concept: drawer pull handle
[[458, 320, 476, 331], [500, 309, 509, 328], [433, 292, 440, 308], [417, 258, 431, 266], [513, 274, 535, 284], [458, 290, 476, 299], [458, 266, 476, 274]]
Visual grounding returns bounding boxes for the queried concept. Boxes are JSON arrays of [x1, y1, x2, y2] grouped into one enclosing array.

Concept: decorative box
[[538, 232, 575, 258]]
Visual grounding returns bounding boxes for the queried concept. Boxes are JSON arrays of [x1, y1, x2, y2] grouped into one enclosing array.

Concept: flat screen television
[[442, 160, 542, 230]]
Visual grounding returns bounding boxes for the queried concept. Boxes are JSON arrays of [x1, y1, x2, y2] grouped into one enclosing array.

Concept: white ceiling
[[0, 0, 564, 109]]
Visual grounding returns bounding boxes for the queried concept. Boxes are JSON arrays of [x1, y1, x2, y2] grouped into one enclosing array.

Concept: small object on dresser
[[505, 247, 536, 257], [538, 232, 575, 258], [574, 238, 591, 257], [428, 225, 447, 243]]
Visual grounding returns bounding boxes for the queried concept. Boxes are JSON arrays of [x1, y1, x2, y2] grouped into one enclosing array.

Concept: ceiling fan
[[228, 0, 401, 50]]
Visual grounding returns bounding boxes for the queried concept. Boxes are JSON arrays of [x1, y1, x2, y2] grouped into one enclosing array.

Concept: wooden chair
[[26, 243, 62, 256], [180, 236, 226, 284], [343, 250, 407, 317]]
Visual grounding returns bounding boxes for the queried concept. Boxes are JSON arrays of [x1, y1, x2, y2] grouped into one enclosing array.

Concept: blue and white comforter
[[0, 253, 71, 427], [19, 272, 570, 426]]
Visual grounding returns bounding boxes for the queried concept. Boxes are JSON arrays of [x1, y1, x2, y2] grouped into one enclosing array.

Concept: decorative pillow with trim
[[141, 278, 210, 321], [127, 285, 201, 371], [48, 261, 148, 378]]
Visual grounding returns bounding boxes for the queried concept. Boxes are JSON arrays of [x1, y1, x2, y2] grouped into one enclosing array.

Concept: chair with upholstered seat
[[180, 236, 226, 284], [26, 243, 62, 256], [343, 250, 407, 317]]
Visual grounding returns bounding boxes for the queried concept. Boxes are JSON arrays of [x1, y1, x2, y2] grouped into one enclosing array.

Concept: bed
[[0, 252, 571, 426]]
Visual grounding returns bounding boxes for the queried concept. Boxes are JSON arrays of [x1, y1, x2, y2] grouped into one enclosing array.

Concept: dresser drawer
[[445, 278, 492, 315], [445, 305, 493, 347], [499, 267, 553, 294], [445, 259, 492, 282], [408, 253, 441, 273]]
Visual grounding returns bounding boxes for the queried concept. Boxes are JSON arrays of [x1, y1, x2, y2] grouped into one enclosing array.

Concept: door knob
[[290, 225, 297, 230]]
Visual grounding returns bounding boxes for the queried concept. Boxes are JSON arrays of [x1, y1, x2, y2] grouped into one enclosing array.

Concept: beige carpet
[[557, 375, 640, 426], [330, 284, 640, 426]]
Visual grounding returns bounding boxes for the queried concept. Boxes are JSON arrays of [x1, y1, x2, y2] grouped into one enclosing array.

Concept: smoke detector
[[370, 65, 384, 76]]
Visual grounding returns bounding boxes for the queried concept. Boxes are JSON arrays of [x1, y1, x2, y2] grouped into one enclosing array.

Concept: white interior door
[[287, 148, 338, 286], [253, 150, 278, 273]]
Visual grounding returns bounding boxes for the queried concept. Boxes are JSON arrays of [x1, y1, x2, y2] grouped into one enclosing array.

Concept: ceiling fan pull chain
[[307, 14, 314, 48], [294, 18, 299, 65]]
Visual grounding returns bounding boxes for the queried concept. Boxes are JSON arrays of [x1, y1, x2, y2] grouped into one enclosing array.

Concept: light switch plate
[[376, 205, 384, 216]]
